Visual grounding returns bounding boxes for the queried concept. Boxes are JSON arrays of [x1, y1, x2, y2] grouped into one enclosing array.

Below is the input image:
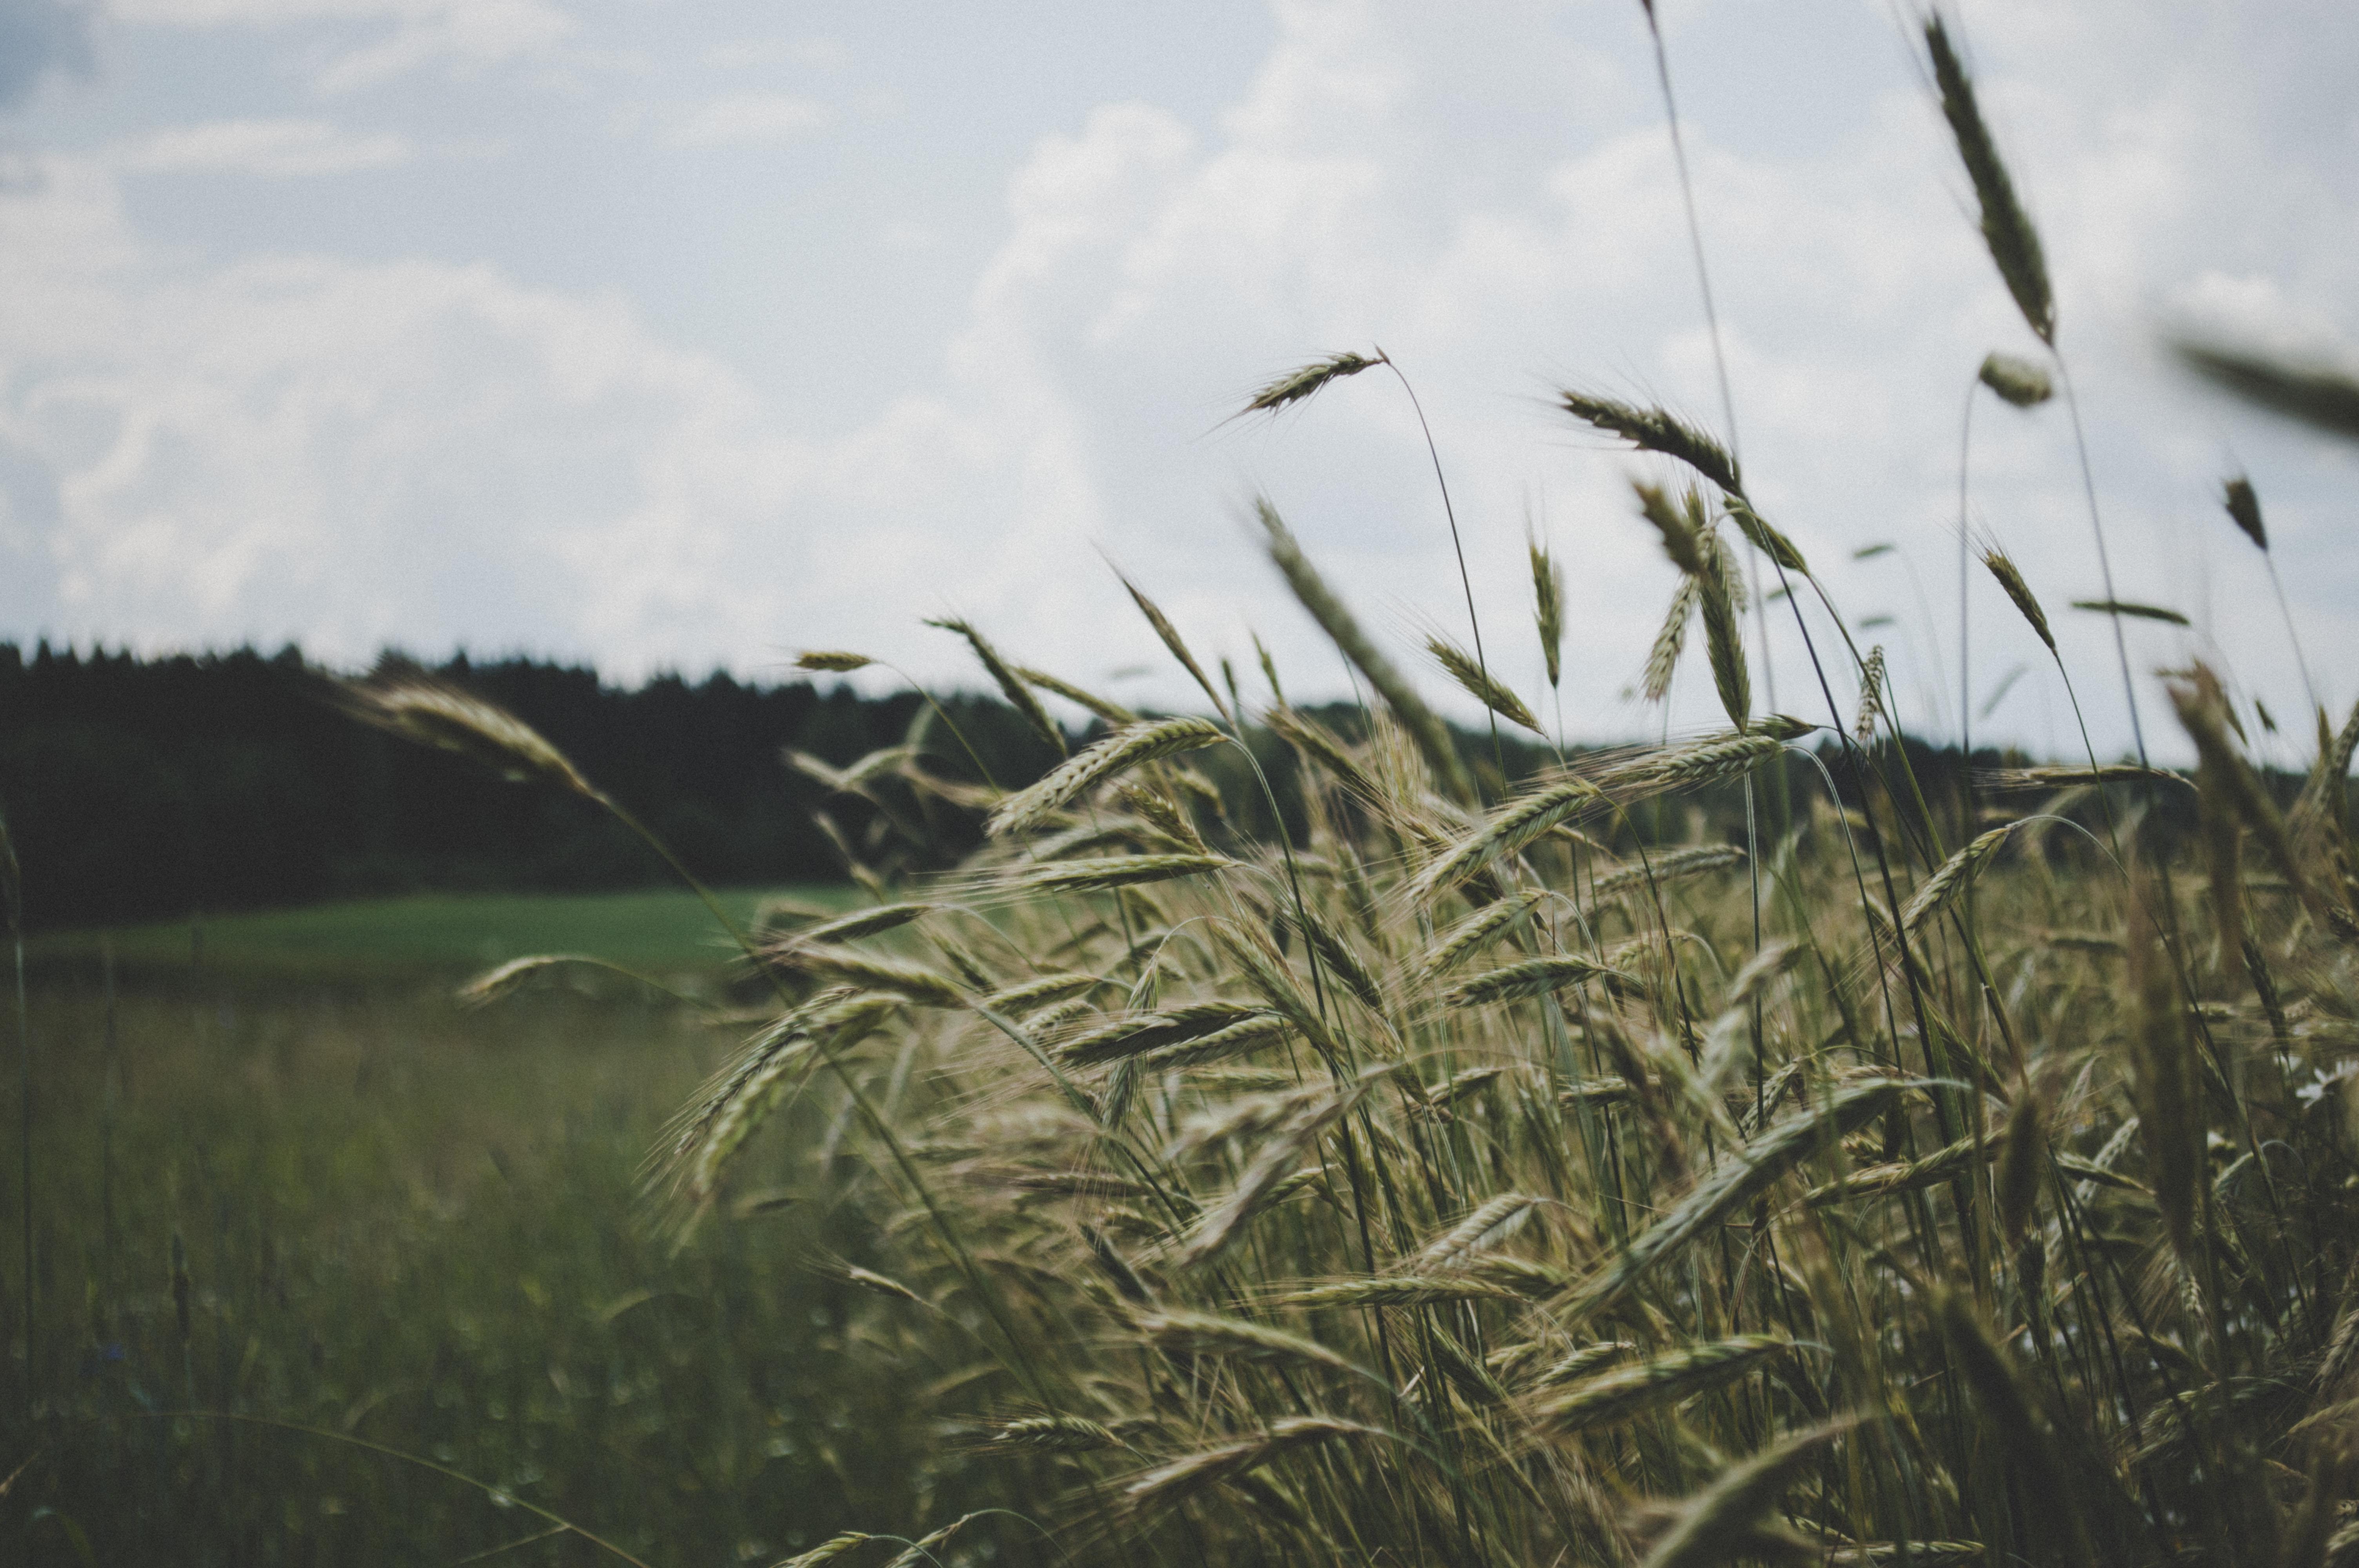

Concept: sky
[[0, 0, 2354, 763]]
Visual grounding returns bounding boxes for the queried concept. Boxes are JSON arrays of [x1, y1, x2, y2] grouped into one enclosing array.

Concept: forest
[[0, 642, 1032, 929]]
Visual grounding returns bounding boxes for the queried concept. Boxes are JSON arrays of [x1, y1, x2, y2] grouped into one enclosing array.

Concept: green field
[[30, 884, 855, 983], [1, 908, 998, 1565]]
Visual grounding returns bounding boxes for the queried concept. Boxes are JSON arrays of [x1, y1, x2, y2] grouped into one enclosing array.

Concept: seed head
[[2221, 474, 2267, 552], [1977, 352, 2053, 409], [1240, 351, 1381, 417], [1926, 16, 2055, 345], [1530, 536, 1566, 690], [1979, 546, 2055, 654]]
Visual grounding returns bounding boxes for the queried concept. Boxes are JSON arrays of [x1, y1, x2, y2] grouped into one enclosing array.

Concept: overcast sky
[[0, 0, 2353, 762]]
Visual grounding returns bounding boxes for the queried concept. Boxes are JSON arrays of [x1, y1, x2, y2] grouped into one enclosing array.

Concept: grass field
[[29, 884, 854, 984], [0, 953, 1017, 1565]]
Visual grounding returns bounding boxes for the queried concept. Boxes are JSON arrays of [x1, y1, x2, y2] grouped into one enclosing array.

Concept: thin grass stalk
[[2222, 474, 2322, 722], [1959, 373, 1977, 847], [191, 1414, 660, 1568], [7, 819, 24, 1425], [1638, 0, 1741, 471], [2057, 364, 2146, 770], [1378, 349, 1503, 784]]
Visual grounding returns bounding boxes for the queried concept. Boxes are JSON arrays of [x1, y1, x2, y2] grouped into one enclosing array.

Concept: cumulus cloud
[[116, 118, 411, 175], [0, 157, 1011, 672], [1, 0, 2354, 761], [660, 93, 830, 150]]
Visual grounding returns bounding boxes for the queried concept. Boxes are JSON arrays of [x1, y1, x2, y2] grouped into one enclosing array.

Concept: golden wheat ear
[[1423, 632, 1543, 737], [794, 650, 873, 672], [338, 658, 595, 797]]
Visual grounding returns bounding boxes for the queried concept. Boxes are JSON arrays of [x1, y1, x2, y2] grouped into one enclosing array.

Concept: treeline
[[2, 641, 2136, 935], [0, 644, 1075, 932]]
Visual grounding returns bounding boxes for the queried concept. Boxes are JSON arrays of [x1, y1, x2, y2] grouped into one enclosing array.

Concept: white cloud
[[881, 0, 2359, 757], [116, 118, 412, 176], [700, 36, 848, 72], [0, 154, 1010, 673], [660, 92, 831, 149], [5, 0, 2357, 762], [109, 0, 574, 91]]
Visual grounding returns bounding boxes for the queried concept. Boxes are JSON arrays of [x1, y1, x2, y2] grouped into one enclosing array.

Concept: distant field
[[1, 965, 967, 1562], [30, 884, 855, 981]]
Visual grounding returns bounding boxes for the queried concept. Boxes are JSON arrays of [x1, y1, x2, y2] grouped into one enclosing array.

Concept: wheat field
[[18, 9, 2359, 1566]]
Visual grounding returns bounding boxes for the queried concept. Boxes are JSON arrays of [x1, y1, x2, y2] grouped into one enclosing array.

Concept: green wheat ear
[[1926, 15, 2054, 345], [1528, 535, 1566, 690], [1237, 351, 1381, 418]]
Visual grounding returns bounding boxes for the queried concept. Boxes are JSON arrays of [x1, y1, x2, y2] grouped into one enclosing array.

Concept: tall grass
[[408, 347, 2355, 1568], [600, 15, 2347, 1564]]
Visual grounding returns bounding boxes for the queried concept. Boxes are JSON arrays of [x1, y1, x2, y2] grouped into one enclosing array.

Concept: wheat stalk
[[1112, 572, 1234, 725], [1412, 889, 1547, 984], [1853, 645, 1887, 744], [340, 662, 592, 796], [1637, 1418, 1857, 1568], [1259, 498, 1476, 802], [773, 945, 966, 1007], [1530, 536, 1567, 691], [1411, 1194, 1542, 1271], [987, 716, 1227, 838], [1533, 1336, 1792, 1433], [1016, 665, 1138, 726], [1012, 854, 1238, 895], [1978, 545, 2055, 654], [1239, 352, 1380, 416], [1900, 823, 2016, 935], [1267, 1277, 1518, 1310], [1427, 633, 1543, 736], [1412, 778, 1602, 904], [1559, 390, 1740, 496], [1133, 1307, 1361, 1376], [926, 617, 1065, 755], [1443, 956, 1628, 1009], [1925, 16, 2054, 345], [1589, 844, 1747, 899], [1569, 1078, 1909, 1319]]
